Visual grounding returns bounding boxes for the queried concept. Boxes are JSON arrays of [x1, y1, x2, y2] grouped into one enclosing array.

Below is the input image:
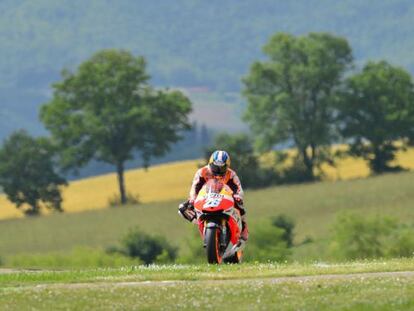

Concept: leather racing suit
[[188, 165, 248, 240]]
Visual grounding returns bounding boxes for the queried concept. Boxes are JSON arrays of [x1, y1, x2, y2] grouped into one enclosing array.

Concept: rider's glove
[[178, 199, 196, 222], [233, 194, 243, 206], [233, 194, 246, 215]]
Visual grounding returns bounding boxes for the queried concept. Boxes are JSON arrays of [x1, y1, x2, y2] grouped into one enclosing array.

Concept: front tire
[[205, 227, 222, 264]]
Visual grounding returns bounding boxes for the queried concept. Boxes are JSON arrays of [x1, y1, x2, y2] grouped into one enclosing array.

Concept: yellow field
[[0, 147, 413, 220], [322, 145, 414, 180], [0, 159, 201, 220]]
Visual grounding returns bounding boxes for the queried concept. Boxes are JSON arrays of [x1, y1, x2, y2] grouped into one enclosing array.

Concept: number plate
[[203, 193, 223, 208]]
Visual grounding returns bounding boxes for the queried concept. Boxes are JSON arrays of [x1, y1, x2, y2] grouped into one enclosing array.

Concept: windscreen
[[204, 178, 224, 194]]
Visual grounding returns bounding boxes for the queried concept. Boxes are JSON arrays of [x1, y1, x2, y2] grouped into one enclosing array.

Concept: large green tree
[[338, 61, 414, 173], [41, 49, 192, 204], [243, 32, 352, 179], [0, 130, 67, 215]]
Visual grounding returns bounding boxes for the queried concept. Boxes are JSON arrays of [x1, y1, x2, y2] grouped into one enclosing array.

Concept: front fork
[[220, 219, 227, 248], [203, 219, 227, 249]]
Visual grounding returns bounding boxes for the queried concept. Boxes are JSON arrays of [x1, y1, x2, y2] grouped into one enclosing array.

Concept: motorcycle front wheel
[[205, 227, 223, 264]]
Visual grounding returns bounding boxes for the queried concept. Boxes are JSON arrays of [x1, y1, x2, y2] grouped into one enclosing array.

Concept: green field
[[1, 260, 414, 310], [3, 276, 413, 310], [1, 171, 414, 309], [1, 171, 414, 265]]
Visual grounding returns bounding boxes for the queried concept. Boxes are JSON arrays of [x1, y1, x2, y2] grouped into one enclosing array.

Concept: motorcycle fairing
[[194, 179, 243, 258]]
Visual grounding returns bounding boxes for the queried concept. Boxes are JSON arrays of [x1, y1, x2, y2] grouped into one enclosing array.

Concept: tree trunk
[[372, 147, 382, 173], [25, 202, 40, 216], [301, 147, 314, 180], [116, 161, 127, 205], [371, 144, 391, 174]]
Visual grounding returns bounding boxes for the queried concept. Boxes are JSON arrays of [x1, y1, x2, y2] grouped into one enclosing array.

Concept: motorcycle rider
[[179, 150, 249, 241]]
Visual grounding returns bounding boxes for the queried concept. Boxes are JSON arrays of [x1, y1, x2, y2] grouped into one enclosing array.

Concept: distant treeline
[[2, 0, 414, 140]]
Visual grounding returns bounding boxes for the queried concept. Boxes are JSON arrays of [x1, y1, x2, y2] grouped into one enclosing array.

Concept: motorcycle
[[179, 178, 245, 264]]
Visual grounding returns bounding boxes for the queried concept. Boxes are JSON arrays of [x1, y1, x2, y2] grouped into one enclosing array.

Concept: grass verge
[[2, 170, 414, 262], [1, 258, 414, 286], [2, 275, 412, 310], [1, 259, 414, 310]]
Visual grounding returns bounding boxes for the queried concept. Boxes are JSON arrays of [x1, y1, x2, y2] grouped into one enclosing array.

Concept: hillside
[[0, 159, 201, 219], [2, 0, 414, 140], [1, 146, 414, 220], [1, 166, 414, 261]]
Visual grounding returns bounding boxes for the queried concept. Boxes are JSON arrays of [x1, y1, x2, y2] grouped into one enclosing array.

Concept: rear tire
[[224, 250, 243, 264], [205, 227, 222, 264]]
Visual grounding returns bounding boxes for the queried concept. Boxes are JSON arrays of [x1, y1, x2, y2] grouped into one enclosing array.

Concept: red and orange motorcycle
[[179, 178, 245, 264]]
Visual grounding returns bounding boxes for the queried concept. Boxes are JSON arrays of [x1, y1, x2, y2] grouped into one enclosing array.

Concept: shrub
[[386, 225, 414, 258], [272, 214, 295, 247], [330, 213, 414, 260], [244, 221, 291, 262], [118, 227, 177, 264], [176, 226, 205, 264], [280, 161, 320, 184], [330, 213, 396, 260]]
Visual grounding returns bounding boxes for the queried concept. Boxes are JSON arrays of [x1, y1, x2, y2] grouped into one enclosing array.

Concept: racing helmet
[[209, 150, 231, 176]]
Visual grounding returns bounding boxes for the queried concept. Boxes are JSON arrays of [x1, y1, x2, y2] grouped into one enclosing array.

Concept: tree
[[0, 130, 67, 216], [205, 133, 276, 188], [40, 50, 192, 204], [338, 61, 414, 173], [243, 32, 352, 180]]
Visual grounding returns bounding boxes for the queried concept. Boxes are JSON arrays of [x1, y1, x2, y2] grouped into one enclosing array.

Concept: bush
[[117, 227, 177, 264], [280, 162, 320, 184], [176, 226, 205, 264], [244, 221, 291, 262], [386, 225, 414, 258], [330, 213, 414, 260], [259, 151, 323, 185], [272, 214, 295, 247]]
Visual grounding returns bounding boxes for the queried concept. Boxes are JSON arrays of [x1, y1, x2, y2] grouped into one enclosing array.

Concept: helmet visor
[[209, 163, 227, 176]]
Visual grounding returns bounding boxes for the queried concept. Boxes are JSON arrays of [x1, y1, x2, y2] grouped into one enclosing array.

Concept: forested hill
[[1, 0, 414, 139]]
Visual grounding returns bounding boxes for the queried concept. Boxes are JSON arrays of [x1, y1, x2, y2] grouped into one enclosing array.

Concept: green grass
[[2, 276, 412, 311], [1, 171, 414, 265], [0, 200, 186, 256], [0, 260, 414, 310], [5, 247, 142, 269], [1, 259, 414, 285]]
